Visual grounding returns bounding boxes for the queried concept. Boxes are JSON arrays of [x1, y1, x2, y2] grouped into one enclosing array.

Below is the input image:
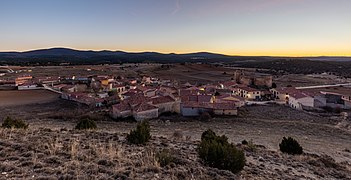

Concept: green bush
[[127, 121, 151, 145], [279, 137, 303, 155], [198, 129, 245, 174], [1, 116, 28, 129], [156, 149, 175, 167], [75, 118, 97, 130]]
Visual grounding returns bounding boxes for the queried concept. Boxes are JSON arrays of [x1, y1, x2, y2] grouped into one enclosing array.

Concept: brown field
[[274, 74, 351, 87], [150, 64, 235, 84], [0, 90, 60, 107], [3, 64, 158, 79]]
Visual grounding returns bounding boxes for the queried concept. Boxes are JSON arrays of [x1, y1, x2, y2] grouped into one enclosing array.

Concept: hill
[[0, 48, 239, 65], [1, 48, 350, 65]]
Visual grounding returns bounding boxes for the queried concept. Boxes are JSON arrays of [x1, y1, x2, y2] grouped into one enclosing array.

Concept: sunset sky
[[0, 0, 350, 56]]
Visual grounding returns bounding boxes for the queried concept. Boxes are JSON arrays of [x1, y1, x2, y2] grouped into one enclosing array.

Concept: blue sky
[[0, 0, 350, 56]]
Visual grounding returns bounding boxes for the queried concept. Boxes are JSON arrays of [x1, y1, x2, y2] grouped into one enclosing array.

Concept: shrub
[[279, 137, 303, 155], [173, 130, 183, 140], [198, 129, 245, 174], [242, 139, 257, 152], [127, 121, 151, 145], [75, 118, 97, 130], [156, 149, 175, 167], [1, 116, 28, 129]]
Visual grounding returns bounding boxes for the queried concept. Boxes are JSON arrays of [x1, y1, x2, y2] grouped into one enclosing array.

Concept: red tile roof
[[150, 96, 175, 105], [289, 91, 312, 99], [137, 85, 156, 92], [134, 102, 158, 112], [112, 102, 132, 112], [127, 94, 146, 106]]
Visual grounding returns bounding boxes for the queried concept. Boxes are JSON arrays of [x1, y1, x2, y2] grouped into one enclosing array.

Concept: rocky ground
[[0, 128, 350, 180], [0, 100, 351, 179]]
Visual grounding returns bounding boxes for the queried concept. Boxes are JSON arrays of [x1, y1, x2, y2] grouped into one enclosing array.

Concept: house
[[299, 86, 351, 110], [314, 91, 351, 109], [142, 76, 159, 85], [137, 86, 157, 97], [180, 101, 238, 116], [234, 70, 273, 87], [111, 84, 126, 94], [288, 91, 314, 110], [181, 94, 214, 103], [18, 82, 40, 90], [158, 86, 178, 96], [133, 102, 159, 121], [15, 75, 33, 86], [237, 87, 261, 100], [142, 76, 151, 83], [212, 103, 238, 116], [61, 84, 87, 93], [111, 102, 132, 119], [270, 87, 298, 103], [214, 94, 245, 107], [180, 102, 212, 116], [150, 95, 179, 114], [121, 90, 143, 100]]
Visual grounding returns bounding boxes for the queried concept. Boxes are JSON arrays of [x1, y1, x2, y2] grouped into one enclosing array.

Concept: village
[[1, 65, 351, 121], [1, 64, 351, 179]]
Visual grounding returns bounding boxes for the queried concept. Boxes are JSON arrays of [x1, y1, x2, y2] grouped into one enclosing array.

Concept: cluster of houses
[[271, 86, 351, 111], [1, 69, 350, 121]]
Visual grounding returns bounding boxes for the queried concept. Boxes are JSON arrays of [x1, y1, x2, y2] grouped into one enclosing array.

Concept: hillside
[[0, 48, 238, 65]]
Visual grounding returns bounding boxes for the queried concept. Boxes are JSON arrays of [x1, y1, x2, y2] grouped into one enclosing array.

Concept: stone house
[[234, 70, 273, 87], [237, 86, 261, 100], [212, 103, 238, 116], [111, 102, 132, 119], [150, 95, 179, 114], [133, 102, 159, 121], [288, 92, 314, 110]]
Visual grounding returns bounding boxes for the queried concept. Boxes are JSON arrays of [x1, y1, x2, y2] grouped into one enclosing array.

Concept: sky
[[0, 0, 350, 56]]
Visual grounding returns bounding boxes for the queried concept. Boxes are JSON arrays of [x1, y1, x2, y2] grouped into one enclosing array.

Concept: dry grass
[[0, 126, 350, 179]]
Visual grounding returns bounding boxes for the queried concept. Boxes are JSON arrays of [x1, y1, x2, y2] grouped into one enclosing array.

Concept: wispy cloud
[[172, 0, 181, 15]]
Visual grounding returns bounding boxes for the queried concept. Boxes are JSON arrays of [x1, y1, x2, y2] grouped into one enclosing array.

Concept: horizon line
[[1, 46, 351, 58]]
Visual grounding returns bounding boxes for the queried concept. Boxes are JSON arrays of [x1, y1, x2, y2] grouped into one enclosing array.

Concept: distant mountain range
[[0, 48, 350, 65]]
